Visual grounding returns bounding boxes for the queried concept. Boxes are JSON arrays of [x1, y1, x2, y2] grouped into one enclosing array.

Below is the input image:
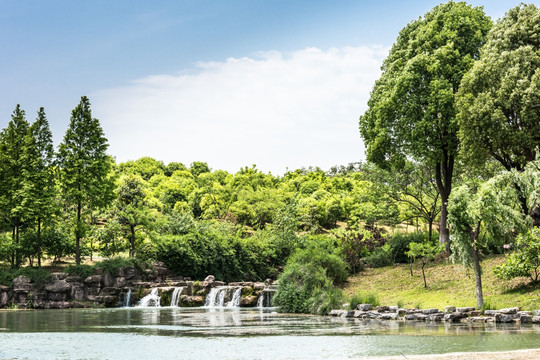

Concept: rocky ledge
[[0, 264, 275, 309], [329, 304, 540, 324]]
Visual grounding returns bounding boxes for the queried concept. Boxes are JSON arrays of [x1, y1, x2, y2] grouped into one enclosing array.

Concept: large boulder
[[12, 276, 32, 293], [45, 280, 71, 294]]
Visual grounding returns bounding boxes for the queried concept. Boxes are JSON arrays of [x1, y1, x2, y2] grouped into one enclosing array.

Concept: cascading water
[[170, 287, 184, 307], [138, 288, 161, 307], [124, 289, 132, 307], [257, 287, 276, 308], [205, 286, 242, 308]]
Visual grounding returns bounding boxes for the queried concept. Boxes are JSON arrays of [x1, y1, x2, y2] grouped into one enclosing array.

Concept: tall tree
[[22, 107, 56, 268], [457, 4, 540, 224], [57, 96, 115, 265], [0, 105, 30, 267], [114, 174, 149, 257], [359, 2, 491, 251]]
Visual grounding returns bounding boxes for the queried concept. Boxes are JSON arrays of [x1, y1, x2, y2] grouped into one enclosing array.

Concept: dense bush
[[348, 292, 380, 310], [0, 267, 53, 288], [153, 222, 275, 282], [273, 244, 348, 314], [387, 232, 427, 264]]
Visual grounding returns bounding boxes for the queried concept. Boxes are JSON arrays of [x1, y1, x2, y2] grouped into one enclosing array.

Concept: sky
[[0, 0, 529, 174]]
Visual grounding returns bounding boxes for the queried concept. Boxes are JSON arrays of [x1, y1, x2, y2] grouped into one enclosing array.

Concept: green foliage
[[0, 267, 52, 288], [348, 292, 380, 310], [288, 244, 348, 285], [96, 257, 147, 276], [57, 96, 115, 265], [364, 245, 393, 268], [64, 264, 94, 279], [387, 232, 427, 264], [458, 4, 540, 171], [495, 228, 540, 283]]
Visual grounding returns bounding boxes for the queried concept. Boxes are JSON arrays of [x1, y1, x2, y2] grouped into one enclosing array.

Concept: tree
[[448, 177, 524, 309], [457, 4, 540, 225], [359, 2, 492, 251], [21, 108, 56, 268], [57, 96, 115, 265], [113, 174, 149, 257], [0, 105, 31, 267], [406, 241, 442, 288]]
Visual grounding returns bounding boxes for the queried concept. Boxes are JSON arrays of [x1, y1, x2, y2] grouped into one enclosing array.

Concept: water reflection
[[2, 308, 540, 359]]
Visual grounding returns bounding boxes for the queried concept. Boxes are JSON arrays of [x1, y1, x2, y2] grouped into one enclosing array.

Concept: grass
[[343, 255, 540, 311]]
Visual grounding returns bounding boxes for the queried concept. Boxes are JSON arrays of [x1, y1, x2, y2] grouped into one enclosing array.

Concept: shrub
[[64, 264, 95, 279], [0, 267, 53, 289], [364, 245, 392, 268], [387, 232, 427, 264], [287, 244, 348, 285], [348, 292, 380, 310]]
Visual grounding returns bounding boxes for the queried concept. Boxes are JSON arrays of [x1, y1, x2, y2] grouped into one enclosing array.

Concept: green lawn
[[343, 255, 540, 311]]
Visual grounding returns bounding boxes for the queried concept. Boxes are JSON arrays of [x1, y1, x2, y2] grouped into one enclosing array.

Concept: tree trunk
[[471, 246, 483, 310], [11, 226, 15, 267], [428, 219, 433, 242], [130, 225, 136, 257], [37, 219, 42, 268], [15, 225, 20, 267], [421, 260, 427, 288], [435, 153, 454, 254], [76, 201, 81, 266]]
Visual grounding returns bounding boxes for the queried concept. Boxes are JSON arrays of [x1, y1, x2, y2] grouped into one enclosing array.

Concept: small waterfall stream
[[138, 288, 161, 307], [124, 289, 132, 307], [170, 287, 184, 307], [257, 287, 276, 308], [204, 286, 242, 308]]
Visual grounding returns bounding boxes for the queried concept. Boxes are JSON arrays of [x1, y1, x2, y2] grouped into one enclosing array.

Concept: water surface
[[1, 307, 539, 359]]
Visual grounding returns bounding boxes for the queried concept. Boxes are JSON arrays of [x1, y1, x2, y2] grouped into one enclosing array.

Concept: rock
[[405, 313, 428, 321], [45, 280, 71, 293], [468, 317, 487, 323], [84, 275, 103, 285], [396, 309, 407, 317], [264, 278, 273, 286], [114, 277, 127, 288], [329, 309, 345, 316], [253, 282, 265, 291], [51, 273, 68, 281], [520, 315, 533, 323], [469, 310, 482, 317], [484, 310, 500, 316], [444, 312, 466, 322], [12, 276, 32, 293], [422, 308, 439, 314], [71, 286, 85, 301], [180, 295, 205, 307], [376, 306, 390, 312], [389, 306, 398, 312], [499, 307, 519, 314], [380, 313, 398, 320], [532, 316, 540, 323], [0, 291, 9, 307], [102, 272, 114, 287], [44, 301, 70, 309], [518, 311, 532, 316], [495, 313, 517, 323], [456, 307, 475, 313], [341, 310, 355, 318], [533, 310, 540, 317], [65, 275, 82, 283], [240, 295, 258, 307], [429, 313, 444, 322], [444, 306, 456, 313], [123, 267, 138, 280], [357, 304, 372, 311], [204, 275, 215, 282]]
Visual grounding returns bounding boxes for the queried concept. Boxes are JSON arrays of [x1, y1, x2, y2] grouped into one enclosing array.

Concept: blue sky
[[0, 0, 528, 173]]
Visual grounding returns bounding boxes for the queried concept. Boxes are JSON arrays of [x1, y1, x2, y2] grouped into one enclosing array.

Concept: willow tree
[[57, 96, 115, 265], [448, 175, 525, 309], [457, 4, 540, 225], [359, 2, 492, 251]]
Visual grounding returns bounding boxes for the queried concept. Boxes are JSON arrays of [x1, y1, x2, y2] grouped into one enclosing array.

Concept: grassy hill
[[343, 255, 540, 311]]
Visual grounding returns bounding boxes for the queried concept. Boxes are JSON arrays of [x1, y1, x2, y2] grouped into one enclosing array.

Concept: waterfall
[[124, 289, 132, 307], [170, 287, 184, 307], [205, 286, 242, 308], [138, 288, 161, 307], [228, 287, 242, 308], [257, 287, 276, 308]]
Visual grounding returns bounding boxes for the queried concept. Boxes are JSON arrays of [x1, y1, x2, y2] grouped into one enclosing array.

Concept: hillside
[[343, 255, 540, 311]]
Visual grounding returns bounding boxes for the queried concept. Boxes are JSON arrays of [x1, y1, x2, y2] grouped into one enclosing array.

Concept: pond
[[1, 307, 540, 359]]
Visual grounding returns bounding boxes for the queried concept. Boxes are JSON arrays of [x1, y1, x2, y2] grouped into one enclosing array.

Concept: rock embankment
[[0, 264, 274, 309], [329, 304, 540, 324]]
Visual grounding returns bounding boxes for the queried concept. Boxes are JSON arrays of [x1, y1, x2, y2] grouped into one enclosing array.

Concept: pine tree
[[57, 96, 115, 265], [0, 105, 31, 267], [22, 107, 56, 268]]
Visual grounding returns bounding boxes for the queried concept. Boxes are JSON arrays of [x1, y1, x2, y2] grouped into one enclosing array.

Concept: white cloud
[[92, 45, 387, 174]]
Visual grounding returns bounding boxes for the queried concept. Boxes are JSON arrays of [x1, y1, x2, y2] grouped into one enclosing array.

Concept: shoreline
[[367, 348, 540, 360]]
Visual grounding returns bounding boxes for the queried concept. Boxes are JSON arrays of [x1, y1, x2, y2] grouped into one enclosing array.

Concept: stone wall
[[0, 264, 274, 309], [329, 304, 540, 324]]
